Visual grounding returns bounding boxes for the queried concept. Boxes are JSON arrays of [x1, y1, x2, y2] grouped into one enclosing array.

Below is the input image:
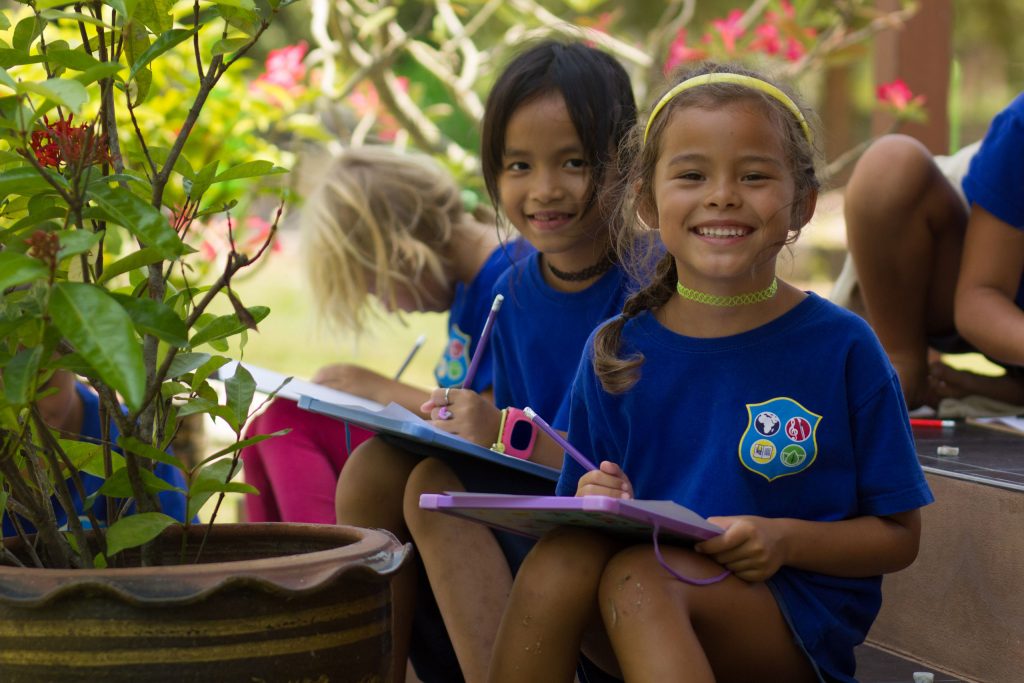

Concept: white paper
[[219, 360, 385, 412], [970, 415, 1024, 433]]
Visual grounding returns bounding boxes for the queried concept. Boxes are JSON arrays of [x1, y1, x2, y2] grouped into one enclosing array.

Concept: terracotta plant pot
[[0, 523, 410, 682]]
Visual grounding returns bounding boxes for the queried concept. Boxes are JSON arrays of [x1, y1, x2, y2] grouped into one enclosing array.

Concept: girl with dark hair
[[488, 62, 932, 683]]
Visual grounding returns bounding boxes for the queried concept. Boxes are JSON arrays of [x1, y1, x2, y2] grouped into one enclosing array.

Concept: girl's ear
[[794, 188, 818, 229]]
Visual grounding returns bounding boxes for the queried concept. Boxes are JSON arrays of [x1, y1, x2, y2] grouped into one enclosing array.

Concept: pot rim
[[0, 523, 410, 606]]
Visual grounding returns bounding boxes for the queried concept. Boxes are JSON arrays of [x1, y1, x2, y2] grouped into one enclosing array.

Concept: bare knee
[[518, 528, 618, 606], [334, 437, 418, 529], [846, 134, 940, 223], [598, 544, 721, 620], [402, 457, 463, 530]]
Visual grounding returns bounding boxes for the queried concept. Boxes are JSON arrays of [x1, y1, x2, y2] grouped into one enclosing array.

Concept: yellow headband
[[643, 72, 813, 145]]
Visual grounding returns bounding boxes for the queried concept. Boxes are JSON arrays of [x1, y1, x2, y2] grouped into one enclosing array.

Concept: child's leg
[[487, 526, 622, 683], [335, 437, 421, 683], [241, 398, 374, 523], [403, 457, 513, 683], [598, 545, 817, 683], [845, 134, 967, 408]]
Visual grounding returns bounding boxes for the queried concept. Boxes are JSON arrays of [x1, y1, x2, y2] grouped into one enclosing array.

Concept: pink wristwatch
[[492, 407, 537, 460]]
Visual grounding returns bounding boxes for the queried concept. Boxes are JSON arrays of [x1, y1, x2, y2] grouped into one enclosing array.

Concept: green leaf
[[216, 0, 257, 10], [186, 457, 238, 519], [212, 160, 286, 184], [194, 430, 287, 468], [0, 166, 69, 197], [12, 16, 43, 52], [104, 512, 177, 557], [189, 306, 269, 347], [0, 252, 49, 290], [0, 49, 45, 70], [187, 159, 219, 201], [118, 435, 184, 469], [2, 346, 42, 405], [123, 19, 151, 106], [224, 363, 255, 431], [95, 246, 164, 284], [0, 12, 9, 30], [50, 282, 146, 411], [133, 0, 173, 33], [19, 79, 89, 114], [73, 62, 125, 87], [99, 466, 182, 497], [39, 10, 114, 28], [55, 229, 103, 260], [111, 293, 189, 347], [166, 352, 211, 378], [60, 438, 125, 477], [128, 28, 195, 82], [44, 47, 103, 72], [211, 37, 251, 56], [0, 66, 16, 91], [89, 184, 187, 257], [101, 0, 138, 17]]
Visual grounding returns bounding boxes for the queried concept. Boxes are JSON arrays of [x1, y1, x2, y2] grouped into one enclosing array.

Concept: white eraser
[[913, 673, 935, 683], [936, 445, 959, 457]]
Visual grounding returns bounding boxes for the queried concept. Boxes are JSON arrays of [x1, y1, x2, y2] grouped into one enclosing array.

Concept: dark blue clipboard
[[297, 396, 560, 484]]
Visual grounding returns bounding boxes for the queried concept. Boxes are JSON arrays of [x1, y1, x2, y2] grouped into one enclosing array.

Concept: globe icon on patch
[[754, 412, 781, 436]]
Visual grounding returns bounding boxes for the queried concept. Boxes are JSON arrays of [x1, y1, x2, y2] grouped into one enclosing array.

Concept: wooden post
[[872, 0, 953, 154]]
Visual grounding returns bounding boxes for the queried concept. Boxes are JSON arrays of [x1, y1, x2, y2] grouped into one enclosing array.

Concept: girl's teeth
[[696, 227, 746, 237]]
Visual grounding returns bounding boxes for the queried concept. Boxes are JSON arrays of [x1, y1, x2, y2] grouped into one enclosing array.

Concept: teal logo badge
[[435, 324, 469, 386], [739, 397, 820, 481]]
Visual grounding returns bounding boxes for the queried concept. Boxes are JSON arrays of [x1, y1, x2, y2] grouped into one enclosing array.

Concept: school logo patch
[[435, 324, 470, 387], [739, 398, 821, 481]]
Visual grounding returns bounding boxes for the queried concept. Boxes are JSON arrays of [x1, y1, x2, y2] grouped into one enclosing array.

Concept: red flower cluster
[[29, 114, 112, 170]]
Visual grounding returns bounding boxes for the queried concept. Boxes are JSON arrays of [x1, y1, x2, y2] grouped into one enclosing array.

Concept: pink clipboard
[[419, 492, 722, 544]]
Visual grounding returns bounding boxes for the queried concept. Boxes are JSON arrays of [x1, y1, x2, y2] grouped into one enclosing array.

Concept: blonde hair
[[302, 146, 493, 334], [594, 62, 823, 394]]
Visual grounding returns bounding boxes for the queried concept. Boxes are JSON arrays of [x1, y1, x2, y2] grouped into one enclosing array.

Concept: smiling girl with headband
[[488, 62, 932, 683]]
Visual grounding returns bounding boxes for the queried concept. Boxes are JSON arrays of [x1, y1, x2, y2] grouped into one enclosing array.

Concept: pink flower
[[196, 216, 280, 262], [260, 41, 308, 90], [876, 79, 926, 111], [711, 9, 745, 54], [750, 22, 781, 55], [784, 36, 807, 62], [252, 42, 308, 104], [664, 28, 708, 73]]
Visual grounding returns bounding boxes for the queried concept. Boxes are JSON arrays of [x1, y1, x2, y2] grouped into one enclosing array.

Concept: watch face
[[509, 420, 535, 450]]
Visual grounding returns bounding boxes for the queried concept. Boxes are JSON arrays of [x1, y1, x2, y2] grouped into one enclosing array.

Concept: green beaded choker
[[676, 277, 778, 306]]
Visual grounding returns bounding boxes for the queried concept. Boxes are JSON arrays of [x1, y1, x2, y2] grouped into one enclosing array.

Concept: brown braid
[[593, 253, 677, 393]]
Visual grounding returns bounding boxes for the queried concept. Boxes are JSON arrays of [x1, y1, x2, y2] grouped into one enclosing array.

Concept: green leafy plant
[[0, 0, 301, 569]]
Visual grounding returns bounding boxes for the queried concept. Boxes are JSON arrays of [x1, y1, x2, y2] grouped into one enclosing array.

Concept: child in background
[[844, 93, 1024, 410], [488, 63, 932, 683], [398, 41, 640, 682], [2, 370, 190, 537], [241, 146, 527, 524]]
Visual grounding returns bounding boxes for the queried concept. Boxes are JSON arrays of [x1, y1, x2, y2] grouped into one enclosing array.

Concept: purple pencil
[[523, 407, 597, 472], [439, 294, 503, 420]]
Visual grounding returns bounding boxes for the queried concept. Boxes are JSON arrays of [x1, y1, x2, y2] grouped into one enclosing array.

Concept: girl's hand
[[695, 515, 786, 583], [421, 387, 501, 447], [312, 363, 385, 397], [575, 461, 633, 499]]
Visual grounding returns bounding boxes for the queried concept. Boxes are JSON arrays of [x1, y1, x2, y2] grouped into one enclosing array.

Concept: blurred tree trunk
[[872, 0, 953, 154]]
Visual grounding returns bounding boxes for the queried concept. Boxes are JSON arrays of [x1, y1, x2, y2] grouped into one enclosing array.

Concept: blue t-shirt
[[558, 293, 933, 683], [2, 383, 190, 538], [962, 92, 1024, 306], [491, 252, 632, 430], [434, 240, 533, 392]]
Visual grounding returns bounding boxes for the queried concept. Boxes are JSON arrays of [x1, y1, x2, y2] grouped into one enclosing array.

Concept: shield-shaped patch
[[738, 397, 821, 481], [435, 324, 470, 386]]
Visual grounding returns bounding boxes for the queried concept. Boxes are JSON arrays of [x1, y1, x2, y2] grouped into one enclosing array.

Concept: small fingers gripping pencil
[[438, 294, 503, 420]]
